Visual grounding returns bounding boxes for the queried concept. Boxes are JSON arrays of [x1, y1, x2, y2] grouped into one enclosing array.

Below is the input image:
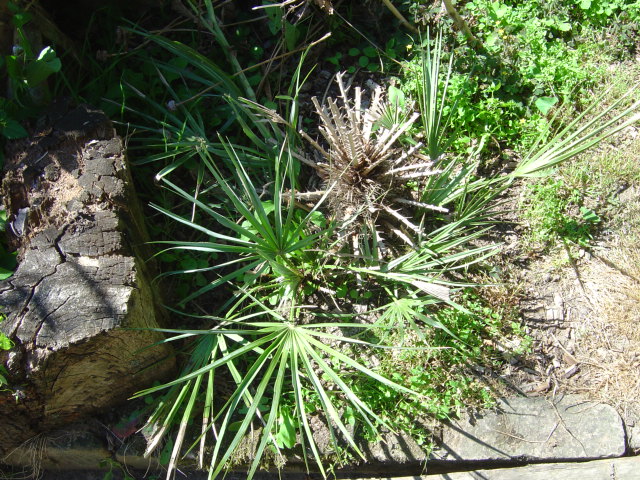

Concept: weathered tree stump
[[0, 102, 174, 458]]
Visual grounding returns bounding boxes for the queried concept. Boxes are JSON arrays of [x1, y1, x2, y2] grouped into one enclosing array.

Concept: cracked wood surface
[[0, 102, 174, 457]]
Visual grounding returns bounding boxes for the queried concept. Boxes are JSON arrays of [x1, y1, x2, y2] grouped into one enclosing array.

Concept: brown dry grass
[[569, 185, 640, 419]]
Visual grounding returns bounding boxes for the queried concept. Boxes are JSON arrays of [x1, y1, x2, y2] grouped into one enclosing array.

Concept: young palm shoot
[[417, 28, 456, 162], [151, 137, 333, 310]]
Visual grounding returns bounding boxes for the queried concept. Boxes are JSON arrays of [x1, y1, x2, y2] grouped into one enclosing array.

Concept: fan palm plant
[[127, 14, 640, 480], [137, 121, 434, 479], [137, 304, 421, 480]]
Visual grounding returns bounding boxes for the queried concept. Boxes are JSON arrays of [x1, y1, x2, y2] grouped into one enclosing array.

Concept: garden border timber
[[0, 102, 175, 459], [2, 394, 635, 477]]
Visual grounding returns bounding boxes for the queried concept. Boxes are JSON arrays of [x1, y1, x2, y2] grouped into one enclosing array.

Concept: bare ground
[[495, 132, 640, 450]]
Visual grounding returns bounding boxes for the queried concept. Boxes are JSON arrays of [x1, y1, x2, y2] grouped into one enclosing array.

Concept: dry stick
[[549, 400, 589, 456], [561, 238, 590, 298], [362, 115, 420, 176], [491, 422, 560, 444], [293, 190, 326, 200], [391, 141, 424, 166], [441, 0, 483, 50], [383, 205, 423, 235], [392, 197, 449, 213], [380, 0, 418, 33], [550, 331, 579, 365], [397, 170, 443, 180], [174, 32, 332, 108], [290, 149, 322, 168], [385, 221, 416, 248], [252, 0, 301, 9], [385, 163, 436, 175], [299, 129, 331, 159]]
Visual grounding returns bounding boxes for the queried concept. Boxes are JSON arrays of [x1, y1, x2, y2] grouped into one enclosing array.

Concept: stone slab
[[628, 422, 640, 451], [356, 455, 640, 479], [362, 431, 429, 467], [433, 395, 625, 463]]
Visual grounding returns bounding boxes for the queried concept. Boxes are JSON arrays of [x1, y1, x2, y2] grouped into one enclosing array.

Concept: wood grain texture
[[0, 102, 174, 457]]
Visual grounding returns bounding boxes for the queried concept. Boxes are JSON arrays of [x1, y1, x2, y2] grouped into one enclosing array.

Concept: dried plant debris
[[300, 73, 445, 250]]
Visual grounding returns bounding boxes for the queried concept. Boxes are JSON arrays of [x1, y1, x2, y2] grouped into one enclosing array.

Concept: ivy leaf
[[535, 96, 558, 115], [264, 3, 283, 35], [1, 119, 28, 139], [23, 46, 61, 87], [388, 85, 406, 110], [363, 46, 377, 58], [276, 408, 297, 449], [0, 246, 17, 280], [580, 206, 600, 222], [284, 22, 300, 51], [0, 333, 13, 350]]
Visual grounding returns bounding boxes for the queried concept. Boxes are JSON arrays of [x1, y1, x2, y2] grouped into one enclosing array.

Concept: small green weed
[[156, 251, 214, 301], [0, 100, 28, 146], [570, 0, 640, 28], [0, 210, 17, 281], [3, 2, 61, 107], [401, 0, 616, 156], [99, 458, 135, 480], [520, 178, 601, 250], [326, 40, 405, 74], [1, 311, 13, 392], [0, 2, 62, 166], [356, 289, 527, 443], [521, 128, 640, 253]]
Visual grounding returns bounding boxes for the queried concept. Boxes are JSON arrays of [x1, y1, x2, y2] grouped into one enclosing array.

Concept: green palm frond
[[136, 305, 419, 480], [512, 83, 640, 177], [152, 136, 333, 308]]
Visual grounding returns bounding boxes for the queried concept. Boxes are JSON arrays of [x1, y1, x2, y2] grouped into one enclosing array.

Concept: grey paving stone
[[628, 422, 640, 451], [353, 455, 640, 479], [433, 395, 626, 463]]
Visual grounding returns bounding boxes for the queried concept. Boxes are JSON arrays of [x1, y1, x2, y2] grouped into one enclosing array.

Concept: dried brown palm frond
[[299, 73, 446, 250]]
